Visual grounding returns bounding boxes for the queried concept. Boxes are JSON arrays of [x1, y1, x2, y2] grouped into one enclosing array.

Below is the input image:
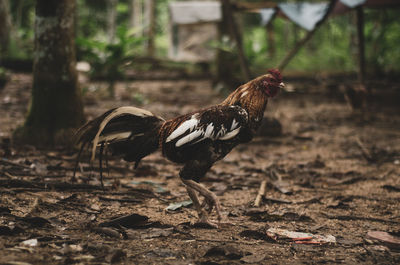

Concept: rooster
[[75, 69, 284, 227]]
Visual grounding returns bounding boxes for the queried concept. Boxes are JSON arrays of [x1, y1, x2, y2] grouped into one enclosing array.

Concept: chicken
[[74, 69, 284, 227]]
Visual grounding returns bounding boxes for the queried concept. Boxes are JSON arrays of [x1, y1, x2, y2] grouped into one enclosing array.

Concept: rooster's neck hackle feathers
[[221, 75, 270, 126]]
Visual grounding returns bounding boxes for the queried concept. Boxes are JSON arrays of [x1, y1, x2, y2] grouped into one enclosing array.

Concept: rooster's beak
[[279, 82, 285, 89]]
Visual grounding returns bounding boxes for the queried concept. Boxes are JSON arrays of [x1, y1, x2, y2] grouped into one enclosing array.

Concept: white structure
[[168, 1, 222, 63]]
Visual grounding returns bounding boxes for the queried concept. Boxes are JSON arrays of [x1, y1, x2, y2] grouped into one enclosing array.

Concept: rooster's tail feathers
[[75, 106, 165, 162]]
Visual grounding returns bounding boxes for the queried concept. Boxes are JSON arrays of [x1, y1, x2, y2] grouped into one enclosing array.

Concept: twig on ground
[[0, 179, 103, 191], [355, 137, 374, 162], [0, 158, 31, 169], [4, 171, 15, 178], [254, 180, 267, 207], [270, 170, 292, 195], [26, 197, 39, 216], [323, 212, 400, 224]]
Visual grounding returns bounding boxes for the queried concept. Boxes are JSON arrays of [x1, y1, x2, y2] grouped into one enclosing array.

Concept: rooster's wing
[[165, 105, 249, 148]]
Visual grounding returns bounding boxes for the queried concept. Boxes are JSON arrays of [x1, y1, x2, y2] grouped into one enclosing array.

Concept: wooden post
[[221, 0, 251, 80], [278, 0, 336, 71], [265, 12, 277, 59], [266, 22, 275, 58], [356, 6, 365, 85]]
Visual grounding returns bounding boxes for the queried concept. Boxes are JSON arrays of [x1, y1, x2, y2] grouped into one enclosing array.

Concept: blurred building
[[168, 1, 222, 63]]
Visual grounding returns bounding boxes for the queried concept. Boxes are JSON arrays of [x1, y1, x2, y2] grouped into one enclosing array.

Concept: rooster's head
[[258, 69, 284, 98]]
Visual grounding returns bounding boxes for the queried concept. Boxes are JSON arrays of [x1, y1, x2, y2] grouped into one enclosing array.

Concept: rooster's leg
[[201, 197, 214, 214], [185, 186, 217, 228], [181, 178, 222, 222]]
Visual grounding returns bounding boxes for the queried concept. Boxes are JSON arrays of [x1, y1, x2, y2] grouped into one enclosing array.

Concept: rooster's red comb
[[267, 69, 282, 82]]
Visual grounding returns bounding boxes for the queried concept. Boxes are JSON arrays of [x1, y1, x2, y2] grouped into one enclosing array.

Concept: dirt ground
[[1, 73, 400, 264]]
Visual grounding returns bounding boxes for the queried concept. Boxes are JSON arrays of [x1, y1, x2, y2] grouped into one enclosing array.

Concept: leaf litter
[[1, 74, 400, 264]]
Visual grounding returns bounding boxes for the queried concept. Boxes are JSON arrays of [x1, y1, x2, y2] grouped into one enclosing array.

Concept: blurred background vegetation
[[3, 0, 400, 81]]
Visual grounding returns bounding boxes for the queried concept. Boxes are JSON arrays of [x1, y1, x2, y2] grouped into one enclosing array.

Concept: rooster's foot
[[194, 215, 219, 229], [181, 179, 223, 221]]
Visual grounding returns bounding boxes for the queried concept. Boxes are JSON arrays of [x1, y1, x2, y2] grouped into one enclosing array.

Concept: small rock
[[106, 249, 126, 264], [21, 239, 38, 247], [241, 253, 267, 263], [204, 245, 243, 260]]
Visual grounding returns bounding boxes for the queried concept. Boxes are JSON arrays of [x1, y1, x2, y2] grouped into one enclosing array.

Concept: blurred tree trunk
[[15, 0, 85, 146], [129, 0, 135, 29], [0, 0, 11, 56], [144, 0, 155, 57], [107, 0, 118, 43], [283, 21, 289, 49], [292, 24, 299, 45], [15, 0, 23, 29], [129, 0, 142, 35]]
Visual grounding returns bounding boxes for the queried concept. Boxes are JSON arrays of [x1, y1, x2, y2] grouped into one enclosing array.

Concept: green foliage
[[364, 9, 400, 73], [131, 92, 149, 106], [5, 0, 400, 76], [76, 25, 146, 79], [209, 36, 236, 53], [7, 30, 34, 59], [76, 2, 106, 39], [154, 0, 173, 57], [9, 0, 35, 29], [241, 14, 356, 74], [6, 0, 34, 59], [0, 66, 8, 89], [241, 9, 400, 75], [0, 66, 6, 76]]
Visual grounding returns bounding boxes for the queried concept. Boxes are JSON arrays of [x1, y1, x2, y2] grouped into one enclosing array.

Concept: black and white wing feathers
[[166, 105, 248, 148]]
